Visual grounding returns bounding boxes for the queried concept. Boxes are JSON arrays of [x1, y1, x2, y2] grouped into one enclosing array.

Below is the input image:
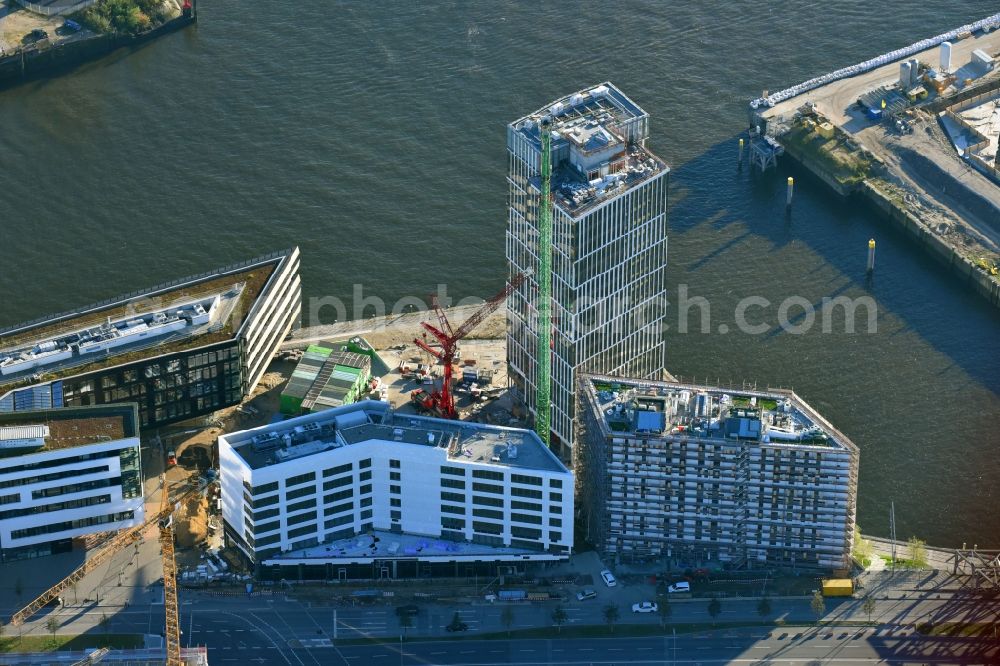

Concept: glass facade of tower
[[506, 83, 669, 456]]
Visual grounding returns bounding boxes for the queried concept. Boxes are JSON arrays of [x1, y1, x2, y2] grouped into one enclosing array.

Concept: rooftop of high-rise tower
[[509, 82, 669, 218]]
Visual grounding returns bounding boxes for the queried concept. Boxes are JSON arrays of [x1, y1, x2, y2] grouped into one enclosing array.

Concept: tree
[[398, 612, 413, 639], [657, 598, 673, 628], [810, 590, 826, 621], [0, 621, 6, 645], [551, 605, 568, 634], [757, 596, 773, 624], [14, 578, 23, 604], [45, 618, 59, 645], [908, 537, 928, 568], [99, 613, 111, 635], [862, 595, 876, 625], [602, 603, 619, 634], [853, 525, 873, 567], [500, 606, 515, 637], [707, 597, 722, 626]]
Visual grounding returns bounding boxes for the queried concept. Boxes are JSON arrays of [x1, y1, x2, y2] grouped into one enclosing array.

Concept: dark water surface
[[1, 1, 998, 546]]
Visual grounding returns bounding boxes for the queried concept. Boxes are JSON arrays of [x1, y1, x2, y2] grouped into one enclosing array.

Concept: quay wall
[[860, 180, 1000, 307], [0, 13, 194, 90]]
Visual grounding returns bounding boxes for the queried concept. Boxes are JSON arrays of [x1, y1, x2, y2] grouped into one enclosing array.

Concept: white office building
[[577, 375, 860, 571], [506, 83, 670, 456], [219, 401, 573, 580], [0, 404, 144, 562]]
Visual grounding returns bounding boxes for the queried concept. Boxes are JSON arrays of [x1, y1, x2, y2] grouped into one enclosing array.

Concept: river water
[[0, 1, 997, 547]]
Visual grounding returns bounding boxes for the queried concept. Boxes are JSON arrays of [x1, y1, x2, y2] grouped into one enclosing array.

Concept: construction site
[[750, 13, 1000, 307]]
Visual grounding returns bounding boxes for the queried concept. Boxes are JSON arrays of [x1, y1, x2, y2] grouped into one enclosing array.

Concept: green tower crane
[[535, 116, 553, 445]]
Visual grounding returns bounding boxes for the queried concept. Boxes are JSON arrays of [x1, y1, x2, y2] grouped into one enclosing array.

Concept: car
[[667, 581, 691, 593], [600, 569, 617, 587], [28, 29, 48, 42], [445, 621, 468, 632], [395, 604, 419, 617], [632, 601, 658, 613], [62, 19, 81, 32], [576, 589, 597, 601], [166, 450, 177, 466]]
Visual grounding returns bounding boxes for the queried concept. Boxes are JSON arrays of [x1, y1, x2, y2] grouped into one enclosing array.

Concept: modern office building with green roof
[[280, 341, 372, 416]]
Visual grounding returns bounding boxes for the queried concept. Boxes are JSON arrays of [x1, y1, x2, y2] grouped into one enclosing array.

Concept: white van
[[667, 581, 691, 594]]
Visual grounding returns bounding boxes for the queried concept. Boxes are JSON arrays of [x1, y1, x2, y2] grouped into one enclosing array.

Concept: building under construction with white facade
[[506, 83, 669, 456], [577, 375, 859, 571], [219, 400, 573, 580]]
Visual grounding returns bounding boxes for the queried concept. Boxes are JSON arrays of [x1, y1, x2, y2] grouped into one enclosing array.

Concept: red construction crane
[[413, 273, 526, 418]]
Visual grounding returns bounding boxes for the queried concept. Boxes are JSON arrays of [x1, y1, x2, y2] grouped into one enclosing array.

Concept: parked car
[[576, 589, 597, 601], [395, 604, 419, 617], [632, 601, 658, 613], [27, 29, 48, 42], [62, 19, 81, 32], [600, 569, 617, 587], [166, 450, 177, 466], [445, 620, 468, 632], [667, 581, 691, 594]]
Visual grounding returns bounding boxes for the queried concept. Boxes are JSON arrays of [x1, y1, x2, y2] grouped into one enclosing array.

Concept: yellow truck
[[821, 579, 854, 597]]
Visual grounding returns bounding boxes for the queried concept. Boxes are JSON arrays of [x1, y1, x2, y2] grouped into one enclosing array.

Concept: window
[[511, 474, 542, 486], [255, 533, 281, 547], [255, 520, 280, 534], [286, 472, 315, 487], [324, 476, 352, 490], [441, 517, 465, 530], [549, 478, 563, 489], [473, 469, 504, 481], [473, 508, 503, 520], [360, 497, 372, 507], [511, 512, 542, 525], [390, 510, 401, 521], [473, 495, 503, 507], [360, 509, 372, 520], [286, 486, 314, 501], [550, 492, 563, 503], [390, 471, 401, 481], [511, 500, 541, 512], [288, 524, 316, 539], [359, 458, 372, 469], [390, 498, 401, 507], [325, 515, 352, 529], [390, 485, 401, 494], [324, 489, 352, 504], [441, 478, 465, 489], [441, 466, 465, 476], [442, 504, 465, 515], [324, 464, 352, 478], [326, 501, 352, 515], [511, 526, 541, 540], [360, 470, 372, 482], [511, 487, 542, 499], [288, 498, 317, 513], [472, 482, 503, 495], [390, 459, 401, 469], [441, 491, 465, 503], [549, 517, 562, 527], [288, 511, 317, 526], [253, 494, 280, 509], [252, 481, 279, 495], [359, 484, 372, 495], [549, 531, 563, 542], [472, 521, 502, 535]]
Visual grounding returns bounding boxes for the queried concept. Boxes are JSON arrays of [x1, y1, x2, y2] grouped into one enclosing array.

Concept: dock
[[748, 15, 1000, 307]]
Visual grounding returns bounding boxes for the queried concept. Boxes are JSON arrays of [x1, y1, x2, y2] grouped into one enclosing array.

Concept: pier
[[749, 15, 1000, 307]]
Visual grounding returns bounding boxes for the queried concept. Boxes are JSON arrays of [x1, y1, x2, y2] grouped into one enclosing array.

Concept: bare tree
[[863, 595, 876, 625], [707, 597, 722, 626], [602, 604, 619, 634], [45, 618, 59, 645], [500, 606, 515, 637], [757, 596, 772, 624], [398, 612, 413, 640], [810, 590, 826, 621], [657, 598, 673, 628], [908, 537, 927, 568], [551, 605, 568, 634], [99, 612, 111, 636]]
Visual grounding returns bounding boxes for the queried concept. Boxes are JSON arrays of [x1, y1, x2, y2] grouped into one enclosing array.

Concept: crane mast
[[535, 116, 553, 445]]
